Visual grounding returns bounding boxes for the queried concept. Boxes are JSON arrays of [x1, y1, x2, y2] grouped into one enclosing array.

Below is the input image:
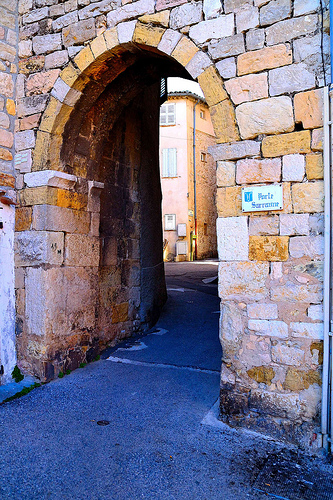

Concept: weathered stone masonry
[[0, 0, 329, 448]]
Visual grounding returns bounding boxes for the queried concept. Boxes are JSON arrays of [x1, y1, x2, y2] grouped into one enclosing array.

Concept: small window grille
[[200, 109, 206, 119], [160, 103, 176, 125], [165, 214, 176, 230], [201, 152, 207, 162], [162, 148, 177, 177]]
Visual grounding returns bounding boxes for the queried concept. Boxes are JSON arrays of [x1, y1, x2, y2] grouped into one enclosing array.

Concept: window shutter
[[162, 148, 177, 177], [162, 148, 169, 177], [169, 148, 177, 177]]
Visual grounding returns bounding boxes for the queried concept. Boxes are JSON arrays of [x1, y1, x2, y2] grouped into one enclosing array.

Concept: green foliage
[[65, 369, 71, 375], [2, 383, 41, 404], [12, 365, 24, 383], [79, 363, 86, 368], [58, 371, 64, 378], [94, 355, 100, 361]]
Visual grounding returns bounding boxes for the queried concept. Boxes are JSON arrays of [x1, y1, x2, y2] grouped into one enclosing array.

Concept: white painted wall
[[0, 203, 16, 383]]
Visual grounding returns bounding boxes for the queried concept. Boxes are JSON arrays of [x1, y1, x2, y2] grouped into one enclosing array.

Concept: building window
[[201, 152, 207, 162], [204, 223, 208, 235], [200, 109, 206, 119], [165, 214, 176, 230], [160, 103, 176, 125], [162, 148, 177, 177]]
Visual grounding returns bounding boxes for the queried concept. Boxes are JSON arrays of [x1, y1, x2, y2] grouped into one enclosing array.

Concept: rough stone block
[[266, 14, 318, 46], [65, 234, 100, 266], [260, 0, 291, 26], [0, 73, 14, 98], [262, 131, 311, 158], [269, 63, 315, 96], [294, 0, 320, 16], [62, 19, 96, 47], [216, 57, 236, 79], [249, 235, 289, 261], [189, 14, 234, 45], [280, 214, 309, 236], [25, 266, 98, 338], [289, 236, 324, 259], [26, 69, 60, 96], [17, 95, 49, 118], [209, 140, 261, 161], [311, 128, 323, 152], [248, 319, 288, 338], [236, 4, 259, 33], [210, 100, 240, 143], [107, 0, 154, 26], [216, 186, 242, 217], [216, 160, 235, 187], [225, 73, 268, 105], [186, 51, 211, 79], [19, 40, 33, 58], [216, 216, 249, 261], [171, 36, 198, 67], [237, 44, 292, 76], [272, 341, 305, 366], [308, 304, 323, 321], [246, 29, 265, 51], [15, 231, 64, 267], [158, 29, 182, 54], [208, 33, 245, 60], [309, 213, 324, 236], [197, 65, 227, 107], [19, 56, 45, 76], [284, 368, 321, 392], [53, 11, 78, 31], [169, 1, 203, 29], [236, 158, 281, 184], [15, 206, 32, 232], [291, 322, 323, 340], [73, 46, 95, 72], [271, 282, 322, 303], [133, 22, 165, 47], [203, 0, 222, 19], [306, 153, 323, 180], [45, 50, 69, 70], [219, 261, 269, 300], [112, 302, 129, 323], [292, 181, 324, 214], [248, 303, 278, 319], [117, 20, 137, 44], [294, 89, 323, 130], [0, 148, 12, 161], [0, 112, 9, 129], [249, 216, 279, 236], [139, 11, 170, 27], [0, 172, 15, 187], [103, 27, 119, 49], [32, 204, 90, 234], [23, 6, 48, 24], [15, 130, 35, 152], [282, 154, 305, 182], [32, 34, 62, 55]]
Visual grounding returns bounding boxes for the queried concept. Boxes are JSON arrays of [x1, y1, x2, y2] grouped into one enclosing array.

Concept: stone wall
[[0, 0, 18, 383], [1, 0, 327, 447]]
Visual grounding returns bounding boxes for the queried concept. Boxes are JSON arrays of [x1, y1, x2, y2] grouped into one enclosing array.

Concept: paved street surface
[[0, 261, 332, 499]]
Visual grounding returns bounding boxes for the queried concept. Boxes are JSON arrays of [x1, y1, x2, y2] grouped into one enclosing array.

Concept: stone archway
[[15, 26, 238, 381]]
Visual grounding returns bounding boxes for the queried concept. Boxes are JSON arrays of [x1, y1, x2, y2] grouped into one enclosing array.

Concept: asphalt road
[[0, 261, 332, 500]]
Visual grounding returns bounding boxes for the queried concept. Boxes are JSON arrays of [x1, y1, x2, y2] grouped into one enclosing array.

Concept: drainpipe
[[193, 99, 200, 260], [321, 0, 333, 452]]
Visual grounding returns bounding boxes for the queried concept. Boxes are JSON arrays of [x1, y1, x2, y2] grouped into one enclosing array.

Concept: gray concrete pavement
[[0, 261, 332, 499]]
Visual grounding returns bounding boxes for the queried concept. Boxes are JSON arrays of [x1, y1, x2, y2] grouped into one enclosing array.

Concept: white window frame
[[160, 103, 176, 125], [164, 214, 176, 231], [162, 148, 177, 177]]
